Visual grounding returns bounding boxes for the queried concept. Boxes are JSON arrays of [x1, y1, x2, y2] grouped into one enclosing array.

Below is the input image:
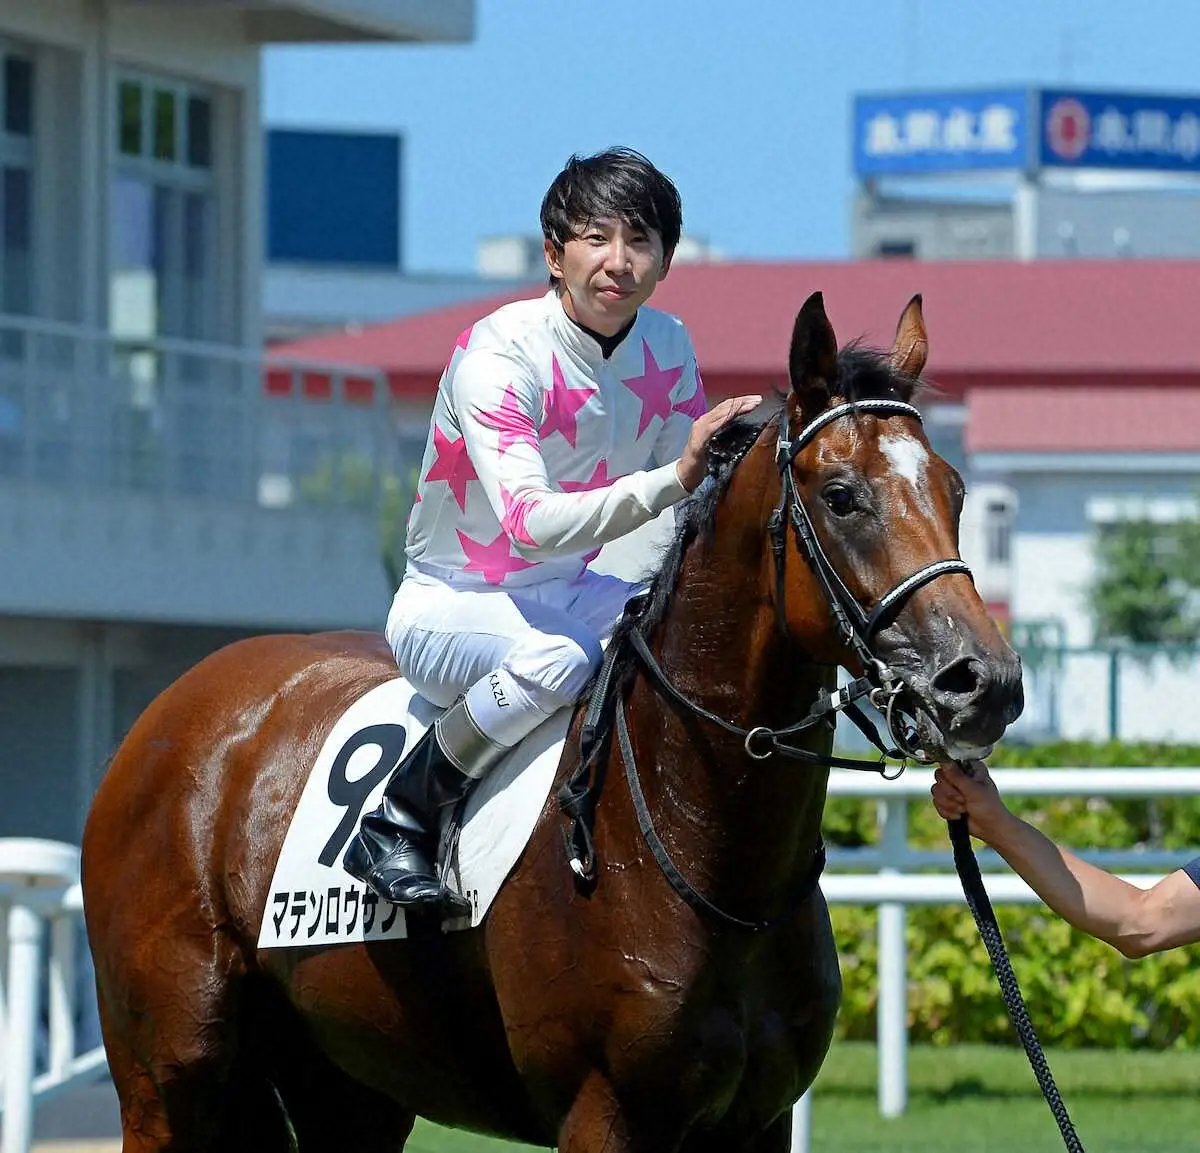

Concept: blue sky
[[264, 0, 1200, 273]]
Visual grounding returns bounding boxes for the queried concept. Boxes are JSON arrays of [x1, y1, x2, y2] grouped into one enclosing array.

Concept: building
[[852, 88, 1200, 260], [0, 0, 474, 844]]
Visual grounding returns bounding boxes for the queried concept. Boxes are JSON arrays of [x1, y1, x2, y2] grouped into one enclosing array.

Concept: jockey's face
[[544, 217, 671, 336]]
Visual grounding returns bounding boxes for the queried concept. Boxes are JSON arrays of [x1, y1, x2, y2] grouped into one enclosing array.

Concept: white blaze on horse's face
[[879, 433, 934, 518]]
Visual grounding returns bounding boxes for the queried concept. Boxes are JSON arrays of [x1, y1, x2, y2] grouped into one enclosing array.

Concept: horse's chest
[[608, 953, 834, 1130]]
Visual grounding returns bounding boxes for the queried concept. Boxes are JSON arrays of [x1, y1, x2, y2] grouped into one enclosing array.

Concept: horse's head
[[768, 291, 1022, 761]]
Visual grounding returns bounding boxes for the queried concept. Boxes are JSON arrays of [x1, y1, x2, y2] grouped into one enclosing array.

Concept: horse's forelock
[[833, 341, 925, 404]]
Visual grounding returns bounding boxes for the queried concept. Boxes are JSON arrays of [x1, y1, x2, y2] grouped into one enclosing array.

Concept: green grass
[[403, 1043, 1200, 1151], [809, 1042, 1200, 1151]]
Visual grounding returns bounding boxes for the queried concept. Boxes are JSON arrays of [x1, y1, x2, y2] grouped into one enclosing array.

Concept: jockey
[[343, 147, 761, 917]]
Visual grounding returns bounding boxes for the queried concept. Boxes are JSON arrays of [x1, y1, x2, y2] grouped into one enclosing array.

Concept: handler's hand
[[675, 394, 763, 492], [931, 760, 1011, 844]]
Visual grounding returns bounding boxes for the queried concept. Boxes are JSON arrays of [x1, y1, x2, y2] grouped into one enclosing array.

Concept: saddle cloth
[[257, 677, 572, 948]]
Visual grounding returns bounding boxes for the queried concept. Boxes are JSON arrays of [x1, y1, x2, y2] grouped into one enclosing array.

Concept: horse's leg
[[96, 997, 174, 1153], [100, 1004, 237, 1152], [281, 1077, 415, 1153], [94, 940, 245, 1151], [268, 1040, 415, 1153], [237, 972, 413, 1153], [557, 1072, 679, 1153]]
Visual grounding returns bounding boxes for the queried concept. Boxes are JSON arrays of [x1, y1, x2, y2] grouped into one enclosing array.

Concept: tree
[[1088, 518, 1200, 646]]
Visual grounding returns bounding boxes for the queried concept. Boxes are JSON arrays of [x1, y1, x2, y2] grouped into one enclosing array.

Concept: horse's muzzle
[[924, 650, 1025, 757]]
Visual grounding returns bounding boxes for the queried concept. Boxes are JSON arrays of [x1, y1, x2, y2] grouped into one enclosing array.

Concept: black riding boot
[[342, 696, 507, 917]]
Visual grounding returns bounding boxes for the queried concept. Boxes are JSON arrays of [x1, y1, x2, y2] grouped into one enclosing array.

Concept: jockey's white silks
[[392, 290, 703, 743]]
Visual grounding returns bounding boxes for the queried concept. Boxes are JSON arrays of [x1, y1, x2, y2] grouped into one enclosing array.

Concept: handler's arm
[[933, 761, 1200, 958]]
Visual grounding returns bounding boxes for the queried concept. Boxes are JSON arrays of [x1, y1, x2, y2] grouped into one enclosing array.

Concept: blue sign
[[854, 90, 1031, 177], [1039, 90, 1200, 171]]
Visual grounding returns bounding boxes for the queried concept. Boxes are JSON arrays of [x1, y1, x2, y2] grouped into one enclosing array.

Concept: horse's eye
[[822, 483, 857, 517]]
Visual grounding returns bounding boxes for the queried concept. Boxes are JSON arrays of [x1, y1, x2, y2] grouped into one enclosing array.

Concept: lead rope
[[948, 806, 1085, 1152]]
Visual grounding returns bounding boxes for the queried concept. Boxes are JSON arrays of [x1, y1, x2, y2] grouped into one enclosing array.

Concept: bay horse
[[82, 292, 1022, 1153]]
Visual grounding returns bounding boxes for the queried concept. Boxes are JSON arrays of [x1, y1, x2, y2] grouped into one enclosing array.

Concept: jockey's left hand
[[676, 394, 763, 492]]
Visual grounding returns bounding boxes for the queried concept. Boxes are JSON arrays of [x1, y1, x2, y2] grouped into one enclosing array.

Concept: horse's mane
[[604, 342, 921, 673]]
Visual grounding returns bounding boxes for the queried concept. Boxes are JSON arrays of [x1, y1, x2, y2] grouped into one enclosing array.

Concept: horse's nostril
[[931, 657, 984, 700]]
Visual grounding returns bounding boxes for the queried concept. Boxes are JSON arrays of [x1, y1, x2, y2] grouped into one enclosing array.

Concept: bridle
[[764, 398, 972, 763], [560, 397, 974, 928], [621, 398, 973, 772]]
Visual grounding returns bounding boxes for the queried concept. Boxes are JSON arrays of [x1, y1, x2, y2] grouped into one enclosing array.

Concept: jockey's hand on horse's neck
[[676, 395, 763, 492]]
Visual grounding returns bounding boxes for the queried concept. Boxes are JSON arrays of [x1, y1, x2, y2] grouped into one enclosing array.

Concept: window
[[186, 96, 212, 168], [984, 498, 1013, 566], [0, 45, 33, 319], [4, 56, 32, 137], [110, 73, 218, 345], [110, 74, 237, 498]]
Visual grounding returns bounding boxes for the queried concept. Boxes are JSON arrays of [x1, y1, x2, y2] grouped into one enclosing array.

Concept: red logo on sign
[[1046, 97, 1090, 161]]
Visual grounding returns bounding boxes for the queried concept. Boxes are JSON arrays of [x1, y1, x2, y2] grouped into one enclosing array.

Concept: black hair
[[540, 147, 683, 274]]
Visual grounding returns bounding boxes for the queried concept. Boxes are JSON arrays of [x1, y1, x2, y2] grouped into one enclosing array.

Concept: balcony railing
[[0, 312, 404, 515]]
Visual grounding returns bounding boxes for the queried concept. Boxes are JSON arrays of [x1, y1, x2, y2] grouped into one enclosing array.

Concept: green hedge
[[827, 741, 1200, 1049]]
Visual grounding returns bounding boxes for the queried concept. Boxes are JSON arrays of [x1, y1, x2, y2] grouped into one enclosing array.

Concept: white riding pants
[[386, 567, 641, 748]]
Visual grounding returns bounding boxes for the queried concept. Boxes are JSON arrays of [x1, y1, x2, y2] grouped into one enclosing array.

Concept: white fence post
[[877, 797, 908, 1118], [790, 1088, 811, 1152], [0, 840, 83, 1153], [0, 900, 8, 1076], [48, 915, 76, 1081], [1, 902, 41, 1153]]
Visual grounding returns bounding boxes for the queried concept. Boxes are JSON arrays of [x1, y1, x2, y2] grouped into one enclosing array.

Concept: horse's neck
[[637, 469, 833, 914]]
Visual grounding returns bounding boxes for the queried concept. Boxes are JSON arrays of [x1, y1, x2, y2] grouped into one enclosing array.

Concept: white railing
[[4, 771, 1198, 1153], [789, 766, 1200, 1153], [0, 840, 106, 1153]]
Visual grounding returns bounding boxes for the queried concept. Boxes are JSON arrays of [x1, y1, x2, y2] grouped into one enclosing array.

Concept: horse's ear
[[789, 291, 838, 416], [889, 294, 928, 394]]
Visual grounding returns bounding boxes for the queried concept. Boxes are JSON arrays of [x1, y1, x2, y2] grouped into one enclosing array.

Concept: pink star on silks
[[456, 528, 536, 585], [498, 485, 540, 548], [539, 354, 594, 448], [560, 458, 613, 493], [672, 368, 708, 420], [622, 339, 684, 437], [423, 424, 476, 511], [581, 548, 602, 564], [474, 386, 540, 455]]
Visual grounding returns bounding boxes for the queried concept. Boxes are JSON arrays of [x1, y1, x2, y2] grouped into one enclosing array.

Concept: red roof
[[268, 260, 1200, 401], [967, 385, 1200, 454]]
